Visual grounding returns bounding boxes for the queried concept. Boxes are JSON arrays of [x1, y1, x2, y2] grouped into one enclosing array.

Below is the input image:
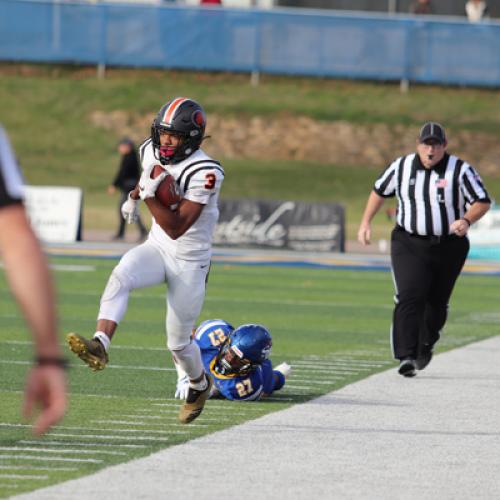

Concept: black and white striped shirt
[[0, 125, 24, 208], [374, 153, 490, 236]]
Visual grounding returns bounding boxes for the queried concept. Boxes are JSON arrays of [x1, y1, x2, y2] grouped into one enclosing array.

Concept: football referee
[[357, 122, 491, 377]]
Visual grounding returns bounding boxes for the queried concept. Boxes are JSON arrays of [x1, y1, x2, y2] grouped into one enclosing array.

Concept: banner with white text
[[24, 186, 83, 243], [214, 199, 345, 252]]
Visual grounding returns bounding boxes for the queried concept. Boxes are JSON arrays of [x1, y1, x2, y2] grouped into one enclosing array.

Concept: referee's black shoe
[[416, 347, 433, 371], [398, 358, 417, 378]]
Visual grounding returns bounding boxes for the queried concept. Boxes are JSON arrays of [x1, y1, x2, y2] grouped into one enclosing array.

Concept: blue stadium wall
[[1, 0, 500, 87]]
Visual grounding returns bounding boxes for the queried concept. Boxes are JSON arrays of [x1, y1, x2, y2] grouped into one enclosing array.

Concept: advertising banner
[[24, 186, 83, 243], [468, 207, 500, 246], [214, 199, 345, 252]]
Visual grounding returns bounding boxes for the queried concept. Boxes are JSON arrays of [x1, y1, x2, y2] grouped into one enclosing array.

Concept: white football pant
[[98, 239, 209, 378]]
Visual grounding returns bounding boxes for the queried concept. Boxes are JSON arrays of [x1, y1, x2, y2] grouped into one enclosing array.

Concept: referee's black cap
[[419, 122, 446, 144]]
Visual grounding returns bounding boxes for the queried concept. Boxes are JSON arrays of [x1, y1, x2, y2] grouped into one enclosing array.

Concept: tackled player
[[67, 97, 224, 424], [174, 320, 291, 401]]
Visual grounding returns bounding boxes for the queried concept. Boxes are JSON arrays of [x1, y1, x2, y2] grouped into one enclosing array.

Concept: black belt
[[395, 226, 459, 243]]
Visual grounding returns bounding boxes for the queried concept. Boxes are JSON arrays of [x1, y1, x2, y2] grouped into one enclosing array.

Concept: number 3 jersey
[[139, 140, 224, 261], [194, 319, 286, 401]]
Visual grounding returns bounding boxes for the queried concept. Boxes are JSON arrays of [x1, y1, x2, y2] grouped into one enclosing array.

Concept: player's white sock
[[93, 331, 111, 352], [190, 376, 208, 391]]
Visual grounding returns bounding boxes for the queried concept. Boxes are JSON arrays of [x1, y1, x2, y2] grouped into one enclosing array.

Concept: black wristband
[[463, 217, 472, 227], [35, 357, 69, 370]]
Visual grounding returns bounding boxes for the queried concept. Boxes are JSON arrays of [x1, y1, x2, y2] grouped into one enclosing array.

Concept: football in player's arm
[[174, 319, 291, 401]]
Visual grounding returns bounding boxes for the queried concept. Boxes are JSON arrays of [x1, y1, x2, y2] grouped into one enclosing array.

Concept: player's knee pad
[[166, 316, 195, 351], [101, 268, 133, 302], [168, 335, 194, 354]]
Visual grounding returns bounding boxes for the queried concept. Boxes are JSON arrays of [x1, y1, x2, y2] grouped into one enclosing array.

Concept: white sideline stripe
[[92, 418, 225, 426], [0, 465, 77, 472], [77, 393, 165, 400], [0, 286, 390, 310], [134, 409, 265, 419], [298, 364, 374, 371], [292, 379, 342, 386], [282, 385, 318, 390], [150, 400, 229, 407], [1, 341, 389, 367], [50, 264, 95, 272], [292, 366, 369, 373], [121, 415, 163, 420], [20, 441, 147, 449], [0, 423, 174, 435], [45, 433, 170, 442], [294, 359, 391, 366], [2, 341, 168, 352], [151, 402, 188, 407], [262, 396, 294, 401], [139, 408, 179, 414], [0, 447, 126, 457], [90, 419, 169, 426], [0, 360, 174, 372], [1, 391, 133, 400], [148, 401, 263, 409], [137, 406, 180, 411], [291, 377, 344, 383], [149, 401, 265, 411], [120, 417, 208, 428], [161, 422, 208, 428], [0, 474, 48, 480], [0, 455, 102, 463], [124, 410, 259, 420], [102, 364, 174, 372], [292, 374, 347, 381]]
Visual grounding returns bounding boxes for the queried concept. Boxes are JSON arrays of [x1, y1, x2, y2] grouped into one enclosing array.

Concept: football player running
[[174, 320, 291, 401], [67, 98, 224, 424]]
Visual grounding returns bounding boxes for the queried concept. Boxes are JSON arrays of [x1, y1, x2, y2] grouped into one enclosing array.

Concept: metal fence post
[[251, 12, 261, 86], [97, 2, 107, 79]]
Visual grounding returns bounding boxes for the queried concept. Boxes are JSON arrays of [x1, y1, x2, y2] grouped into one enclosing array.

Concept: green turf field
[[1, 257, 499, 497]]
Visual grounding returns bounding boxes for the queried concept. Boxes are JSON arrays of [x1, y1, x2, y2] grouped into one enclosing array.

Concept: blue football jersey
[[194, 319, 282, 401]]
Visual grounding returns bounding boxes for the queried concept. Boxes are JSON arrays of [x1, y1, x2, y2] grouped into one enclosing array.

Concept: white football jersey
[[139, 139, 224, 261]]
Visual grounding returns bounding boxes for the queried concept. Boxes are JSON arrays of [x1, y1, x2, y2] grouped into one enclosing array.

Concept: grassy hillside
[[1, 64, 499, 239]]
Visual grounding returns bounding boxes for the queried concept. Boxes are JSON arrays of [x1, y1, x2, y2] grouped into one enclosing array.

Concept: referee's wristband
[[463, 217, 472, 227], [35, 357, 69, 370]]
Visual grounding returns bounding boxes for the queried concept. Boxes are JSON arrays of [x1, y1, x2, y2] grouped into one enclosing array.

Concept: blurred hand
[[107, 186, 117, 196], [23, 365, 67, 436], [450, 219, 470, 237], [121, 193, 139, 224], [357, 223, 372, 245]]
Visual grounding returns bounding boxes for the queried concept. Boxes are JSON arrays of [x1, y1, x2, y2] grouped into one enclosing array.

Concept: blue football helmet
[[215, 324, 272, 376]]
